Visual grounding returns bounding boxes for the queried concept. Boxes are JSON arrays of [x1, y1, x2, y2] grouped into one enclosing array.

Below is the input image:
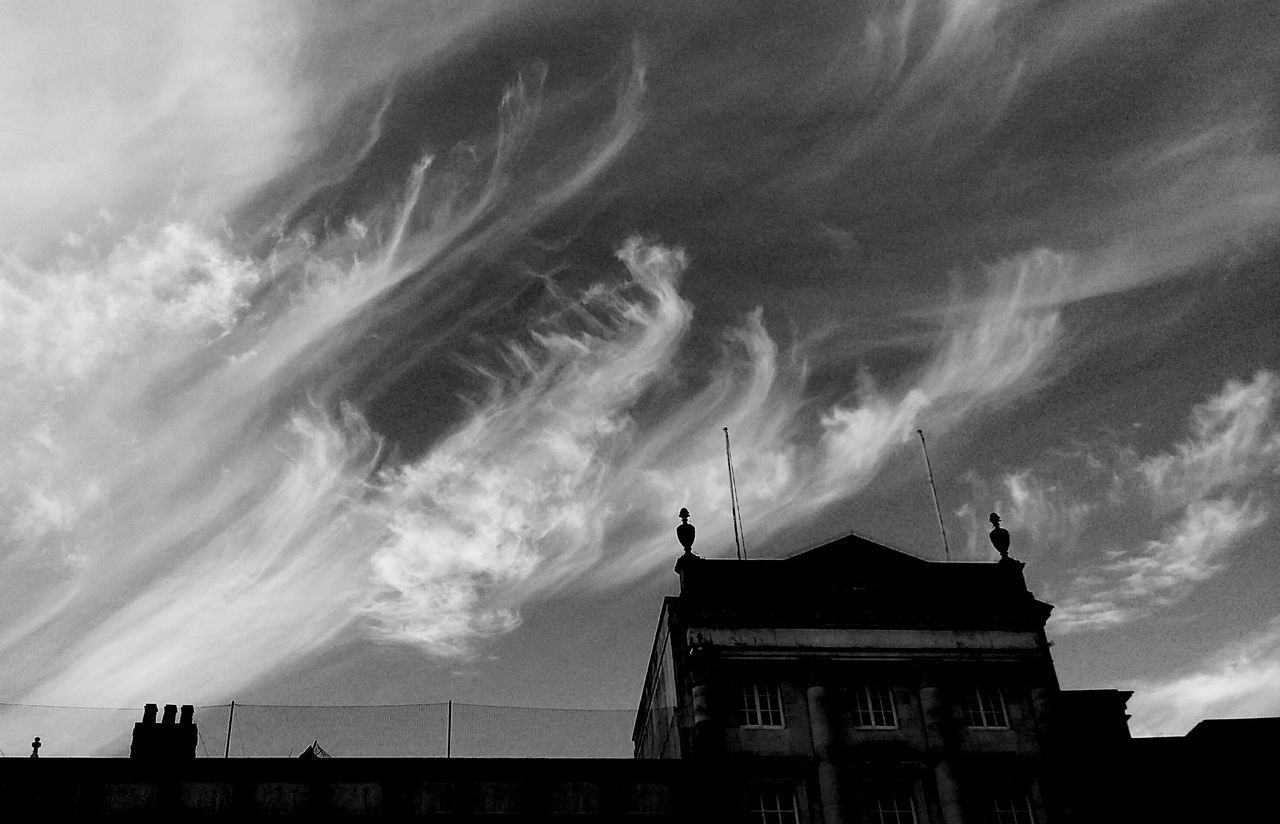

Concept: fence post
[[447, 700, 452, 758], [224, 701, 235, 759]]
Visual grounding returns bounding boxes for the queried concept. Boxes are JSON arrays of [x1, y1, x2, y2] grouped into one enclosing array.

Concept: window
[[961, 686, 1008, 728], [746, 783, 799, 824], [984, 790, 1034, 824], [865, 788, 916, 824], [737, 682, 785, 728], [851, 684, 897, 729]]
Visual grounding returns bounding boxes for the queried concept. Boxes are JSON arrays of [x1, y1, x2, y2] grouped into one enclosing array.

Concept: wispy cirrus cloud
[[956, 468, 1095, 560], [605, 243, 1072, 582], [0, 224, 1072, 738], [1127, 616, 1280, 735], [817, 249, 1068, 494], [2, 2, 1278, 759], [371, 233, 1077, 630], [368, 239, 693, 653], [0, 44, 650, 722], [1030, 372, 1280, 632], [0, 1, 505, 249], [1138, 372, 1280, 511], [1052, 496, 1267, 631]]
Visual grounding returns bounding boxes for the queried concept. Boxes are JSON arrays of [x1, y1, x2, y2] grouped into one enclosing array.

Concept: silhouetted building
[[0, 756, 697, 818], [634, 533, 1135, 823], [1124, 718, 1276, 821]]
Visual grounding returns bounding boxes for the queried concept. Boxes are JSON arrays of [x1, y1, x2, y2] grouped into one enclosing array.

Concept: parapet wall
[[0, 758, 697, 819]]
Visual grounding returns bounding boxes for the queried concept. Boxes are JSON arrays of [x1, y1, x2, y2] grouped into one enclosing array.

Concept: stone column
[[687, 643, 717, 760], [919, 683, 965, 824], [1029, 687, 1054, 745], [806, 681, 845, 824], [691, 683, 713, 751], [1029, 685, 1059, 821]]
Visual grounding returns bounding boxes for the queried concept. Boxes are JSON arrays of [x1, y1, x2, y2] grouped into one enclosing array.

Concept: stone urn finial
[[989, 512, 1010, 560], [676, 508, 696, 553]]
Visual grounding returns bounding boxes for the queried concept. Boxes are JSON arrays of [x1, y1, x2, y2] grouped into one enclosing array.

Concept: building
[[0, 756, 700, 819], [1124, 718, 1275, 821], [0, 514, 1270, 820], [633, 527, 1135, 824]]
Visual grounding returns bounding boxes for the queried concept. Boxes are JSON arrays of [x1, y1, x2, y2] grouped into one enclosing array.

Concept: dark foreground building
[[632, 533, 1132, 823], [0, 522, 1270, 820], [0, 757, 699, 820]]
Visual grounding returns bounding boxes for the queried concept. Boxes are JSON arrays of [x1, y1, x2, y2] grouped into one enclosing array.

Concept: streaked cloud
[[0, 42, 648, 721], [0, 1, 1277, 756], [1128, 616, 1280, 735], [817, 249, 1068, 492], [370, 236, 1074, 644], [1052, 496, 1267, 631], [956, 469, 1094, 560], [367, 239, 693, 653], [0, 1, 504, 249], [1138, 372, 1280, 511], [1042, 372, 1280, 632]]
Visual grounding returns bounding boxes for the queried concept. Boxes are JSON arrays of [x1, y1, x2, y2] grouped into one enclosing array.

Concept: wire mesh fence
[[0, 701, 636, 758], [448, 703, 635, 758]]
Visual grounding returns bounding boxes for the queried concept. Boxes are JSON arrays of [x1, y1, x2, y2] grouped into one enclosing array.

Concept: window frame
[[983, 788, 1036, 824], [862, 785, 918, 824], [745, 781, 800, 824], [736, 681, 786, 729], [850, 684, 898, 730], [961, 685, 1009, 729]]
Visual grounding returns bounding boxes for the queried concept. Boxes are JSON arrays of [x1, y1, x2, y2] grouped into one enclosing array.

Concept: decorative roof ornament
[[988, 512, 1010, 560], [676, 508, 696, 553]]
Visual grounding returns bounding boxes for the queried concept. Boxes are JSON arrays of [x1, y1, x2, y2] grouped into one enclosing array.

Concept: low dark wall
[[0, 757, 702, 820]]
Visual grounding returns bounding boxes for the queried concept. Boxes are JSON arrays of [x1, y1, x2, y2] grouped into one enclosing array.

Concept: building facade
[[633, 531, 1133, 824]]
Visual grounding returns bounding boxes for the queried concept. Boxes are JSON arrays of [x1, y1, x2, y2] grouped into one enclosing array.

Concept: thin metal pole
[[916, 429, 951, 561], [224, 701, 235, 759], [446, 700, 452, 758], [724, 427, 747, 560]]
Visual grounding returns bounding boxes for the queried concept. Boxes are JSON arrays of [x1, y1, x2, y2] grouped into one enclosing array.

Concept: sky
[[1, 0, 1278, 753]]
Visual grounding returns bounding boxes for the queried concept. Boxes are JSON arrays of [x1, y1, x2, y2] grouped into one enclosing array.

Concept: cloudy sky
[[1, 0, 1278, 751]]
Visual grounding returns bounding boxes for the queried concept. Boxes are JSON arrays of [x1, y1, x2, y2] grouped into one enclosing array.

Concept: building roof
[[1185, 716, 1280, 744], [671, 532, 1053, 630]]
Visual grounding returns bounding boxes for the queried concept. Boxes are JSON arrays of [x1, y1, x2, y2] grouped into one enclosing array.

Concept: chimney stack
[[130, 702, 197, 760]]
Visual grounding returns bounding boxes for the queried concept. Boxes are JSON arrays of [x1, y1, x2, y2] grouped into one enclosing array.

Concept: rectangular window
[[961, 686, 1008, 728], [746, 783, 799, 824], [984, 790, 1034, 824], [737, 683, 785, 728], [865, 788, 916, 824], [851, 685, 897, 729]]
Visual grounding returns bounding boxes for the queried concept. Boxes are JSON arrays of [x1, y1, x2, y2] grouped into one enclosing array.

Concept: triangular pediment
[[785, 533, 931, 567]]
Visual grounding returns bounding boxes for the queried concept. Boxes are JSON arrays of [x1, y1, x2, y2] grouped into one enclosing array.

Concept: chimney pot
[[162, 704, 177, 725], [143, 704, 158, 725], [180, 705, 194, 725]]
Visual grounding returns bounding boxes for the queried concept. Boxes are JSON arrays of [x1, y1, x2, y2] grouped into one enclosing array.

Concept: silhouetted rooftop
[[671, 533, 1053, 630]]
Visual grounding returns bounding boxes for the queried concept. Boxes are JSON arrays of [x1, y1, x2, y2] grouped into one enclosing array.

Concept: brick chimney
[[130, 703, 197, 760]]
